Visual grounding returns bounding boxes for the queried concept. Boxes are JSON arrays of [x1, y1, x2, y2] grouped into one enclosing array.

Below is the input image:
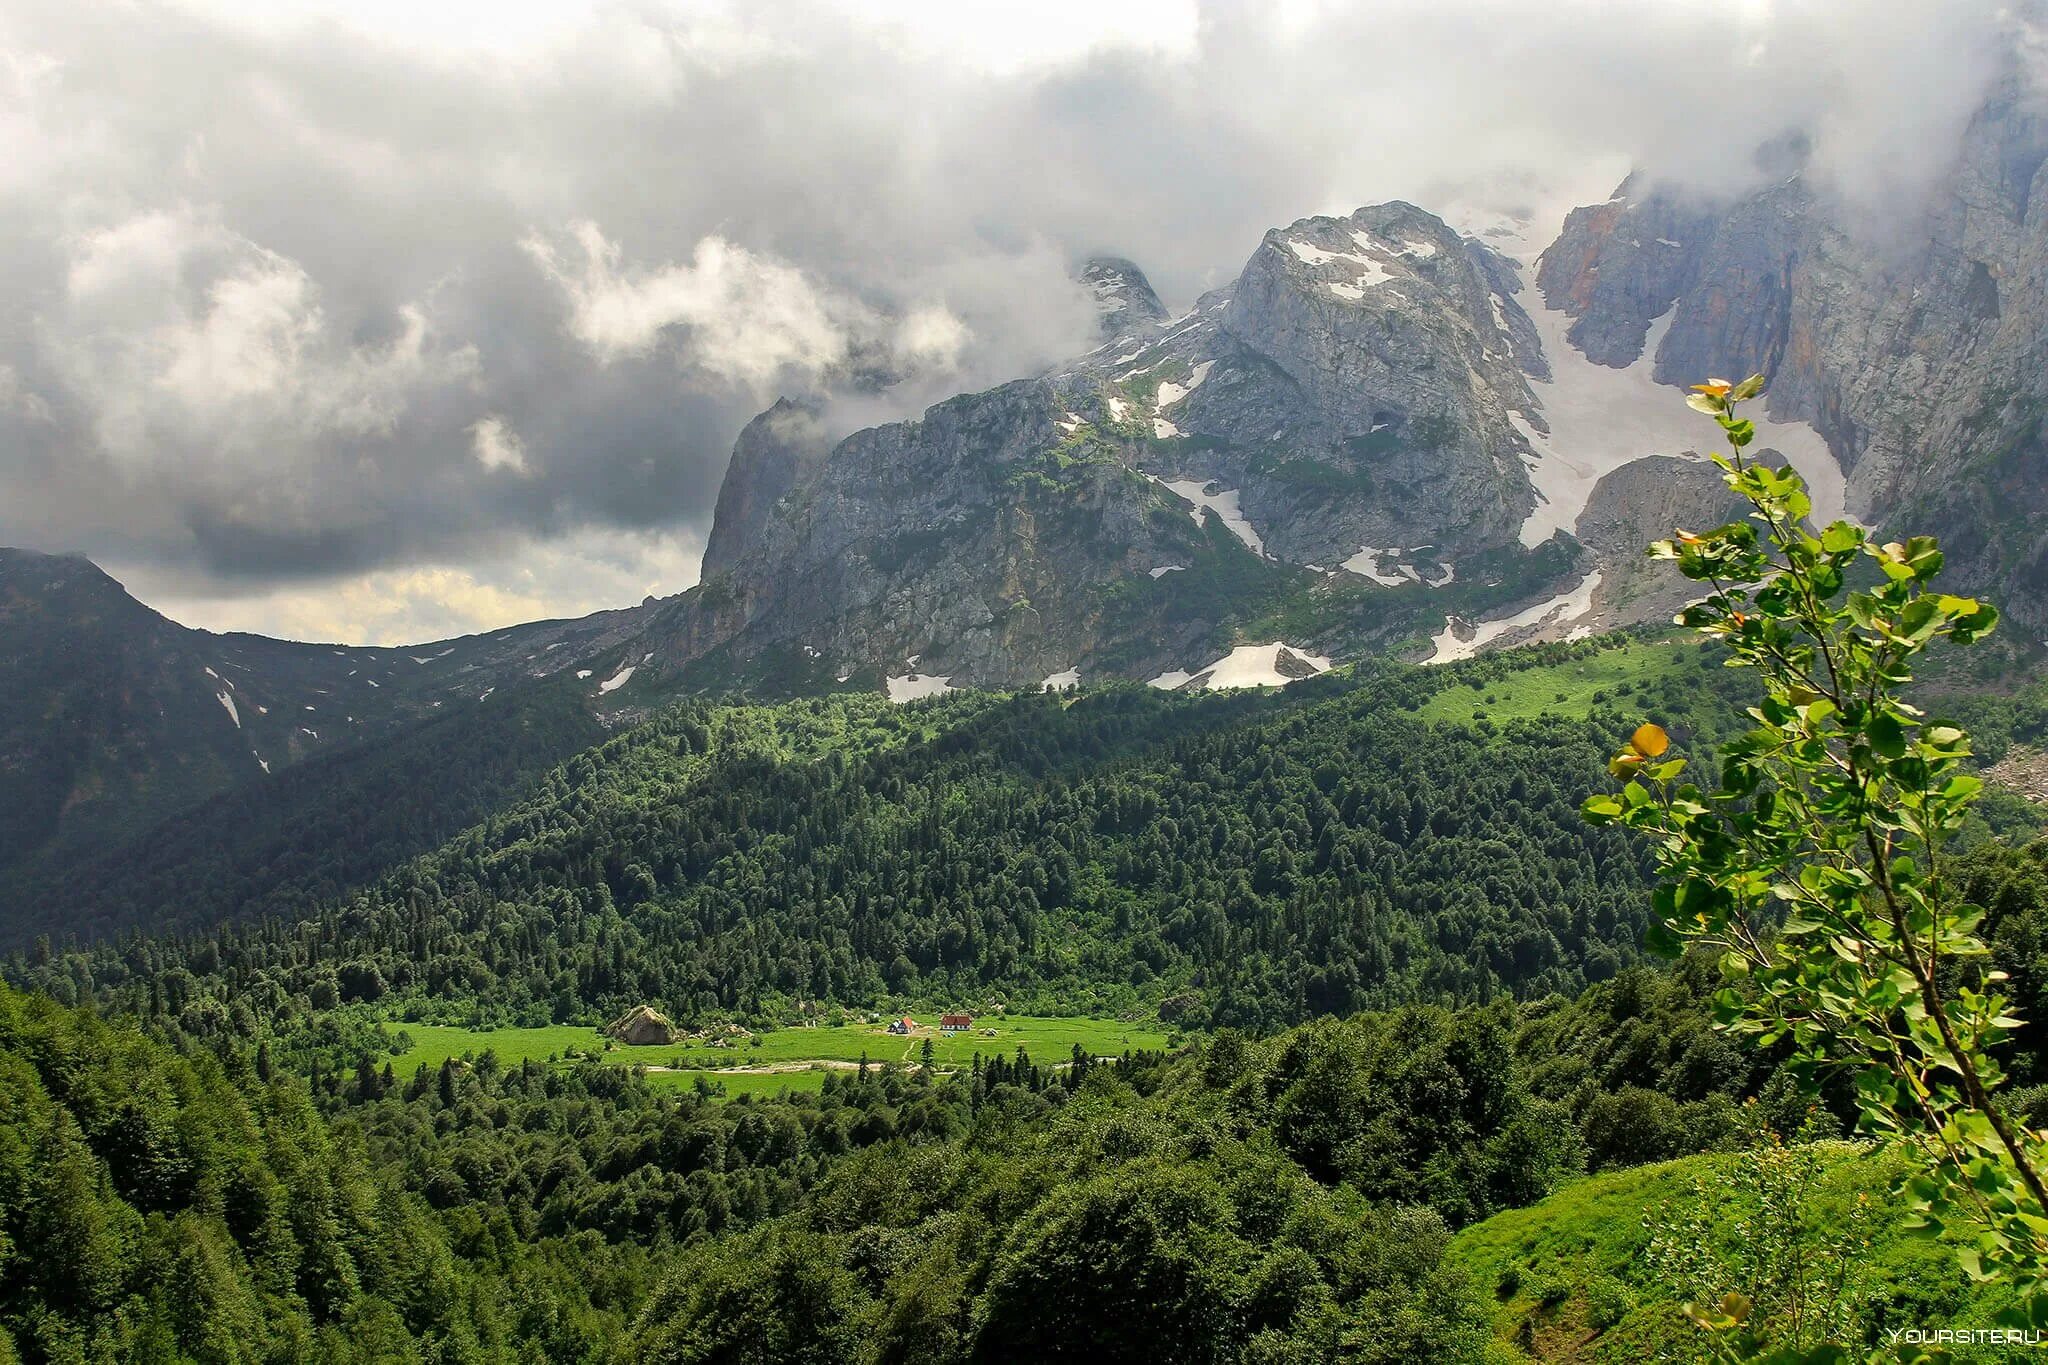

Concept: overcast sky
[[0, 0, 2024, 643]]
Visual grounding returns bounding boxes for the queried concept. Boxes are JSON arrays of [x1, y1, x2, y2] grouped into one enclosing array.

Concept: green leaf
[[1645, 920, 1682, 957], [1867, 712, 1907, 759], [1941, 775, 1983, 803]]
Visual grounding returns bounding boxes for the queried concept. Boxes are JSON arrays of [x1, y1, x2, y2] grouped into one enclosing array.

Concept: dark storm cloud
[[0, 0, 2029, 639]]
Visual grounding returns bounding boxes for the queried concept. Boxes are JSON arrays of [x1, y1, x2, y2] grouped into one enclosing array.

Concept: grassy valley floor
[[384, 1013, 1175, 1099]]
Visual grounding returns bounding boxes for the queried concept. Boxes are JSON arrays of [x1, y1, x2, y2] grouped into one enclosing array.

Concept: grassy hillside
[[1448, 1144, 2028, 1361], [1415, 637, 1700, 726]]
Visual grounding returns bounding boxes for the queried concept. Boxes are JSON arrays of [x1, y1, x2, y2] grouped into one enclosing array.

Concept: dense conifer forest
[[13, 643, 1731, 1033]]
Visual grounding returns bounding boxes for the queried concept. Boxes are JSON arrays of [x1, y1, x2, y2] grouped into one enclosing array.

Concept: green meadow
[[382, 1012, 1175, 1099], [1416, 637, 1700, 726], [639, 1067, 831, 1100]]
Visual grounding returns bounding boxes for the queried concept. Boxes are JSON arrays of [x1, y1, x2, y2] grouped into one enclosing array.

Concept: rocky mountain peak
[[1, 545, 128, 600], [1081, 256, 1169, 341], [701, 397, 833, 579]]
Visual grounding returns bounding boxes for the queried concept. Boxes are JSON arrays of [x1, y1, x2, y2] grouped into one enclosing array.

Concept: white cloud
[[469, 414, 530, 475], [891, 303, 971, 375], [0, 365, 51, 422], [524, 222, 861, 390], [51, 205, 477, 470], [152, 0, 1200, 74]]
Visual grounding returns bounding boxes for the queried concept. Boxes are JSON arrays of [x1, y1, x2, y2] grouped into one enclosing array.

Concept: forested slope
[[0, 677, 609, 948], [11, 640, 1763, 1039], [12, 837, 2046, 1365]]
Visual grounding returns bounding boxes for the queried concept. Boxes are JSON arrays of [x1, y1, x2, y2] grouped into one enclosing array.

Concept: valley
[[6, 9, 2048, 1360], [383, 1013, 1176, 1098]]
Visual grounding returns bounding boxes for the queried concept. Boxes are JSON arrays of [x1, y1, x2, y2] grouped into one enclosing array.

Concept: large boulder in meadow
[[606, 1004, 675, 1046]]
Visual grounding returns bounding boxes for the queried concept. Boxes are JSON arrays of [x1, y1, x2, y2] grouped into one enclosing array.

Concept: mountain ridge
[[14, 91, 2048, 897]]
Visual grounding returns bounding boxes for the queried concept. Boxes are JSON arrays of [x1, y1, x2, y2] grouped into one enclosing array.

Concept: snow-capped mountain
[[655, 189, 1848, 690], [1537, 72, 2048, 630], [12, 73, 2048, 875], [675, 72, 2048, 686]]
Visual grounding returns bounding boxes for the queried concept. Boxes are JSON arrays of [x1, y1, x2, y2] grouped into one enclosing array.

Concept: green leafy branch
[[1583, 375, 2048, 1300]]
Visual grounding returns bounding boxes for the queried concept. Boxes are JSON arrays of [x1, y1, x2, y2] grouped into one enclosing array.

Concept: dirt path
[[641, 1059, 866, 1075]]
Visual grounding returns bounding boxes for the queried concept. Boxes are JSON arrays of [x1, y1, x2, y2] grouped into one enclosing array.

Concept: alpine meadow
[[5, 3, 2048, 1362]]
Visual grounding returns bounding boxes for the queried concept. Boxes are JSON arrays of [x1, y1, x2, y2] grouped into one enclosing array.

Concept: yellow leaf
[[1630, 723, 1671, 758], [1692, 381, 1733, 396]]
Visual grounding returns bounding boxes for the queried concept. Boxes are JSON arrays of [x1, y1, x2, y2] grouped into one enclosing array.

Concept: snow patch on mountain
[[886, 673, 954, 702], [1149, 642, 1335, 691], [1426, 569, 1604, 664], [1154, 360, 1214, 409], [1341, 546, 1407, 586], [1152, 478, 1266, 556], [1457, 206, 1849, 546], [1285, 239, 1358, 267], [1343, 546, 1453, 587]]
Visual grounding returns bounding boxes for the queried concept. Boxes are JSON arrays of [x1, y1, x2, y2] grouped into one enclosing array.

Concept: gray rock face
[[676, 202, 1560, 689], [1082, 256, 1170, 341], [1067, 202, 1545, 568], [1195, 204, 1540, 557], [700, 399, 831, 580], [1575, 454, 1747, 627], [680, 370, 1288, 686], [1537, 177, 1724, 367], [1538, 76, 2048, 623]]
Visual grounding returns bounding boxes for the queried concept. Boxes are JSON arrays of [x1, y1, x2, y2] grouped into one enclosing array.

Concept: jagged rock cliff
[[1083, 256, 1170, 341], [1112, 202, 1546, 565], [681, 203, 1566, 689], [1538, 75, 2048, 622], [1574, 455, 1747, 628], [699, 399, 832, 580]]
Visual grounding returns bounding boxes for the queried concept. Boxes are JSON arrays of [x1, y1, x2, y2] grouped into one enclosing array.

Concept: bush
[[1585, 1274, 1635, 1330]]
